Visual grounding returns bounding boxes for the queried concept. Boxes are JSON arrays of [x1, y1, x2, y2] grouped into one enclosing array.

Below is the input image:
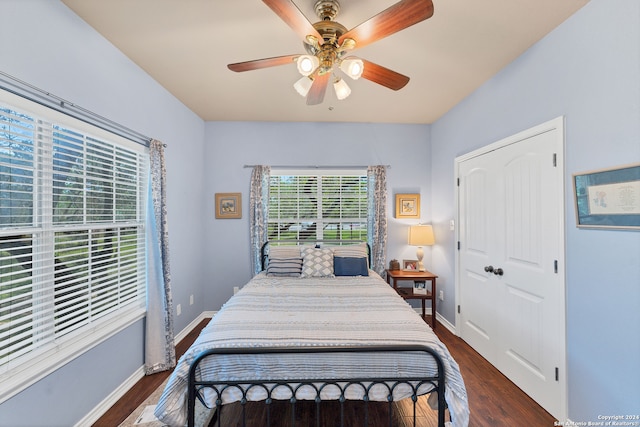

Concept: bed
[[154, 241, 469, 427]]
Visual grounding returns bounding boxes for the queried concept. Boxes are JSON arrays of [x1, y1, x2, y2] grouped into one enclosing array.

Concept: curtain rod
[[0, 71, 153, 148], [243, 165, 390, 169]]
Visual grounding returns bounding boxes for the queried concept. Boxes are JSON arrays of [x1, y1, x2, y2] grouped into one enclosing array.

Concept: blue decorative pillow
[[333, 256, 369, 277]]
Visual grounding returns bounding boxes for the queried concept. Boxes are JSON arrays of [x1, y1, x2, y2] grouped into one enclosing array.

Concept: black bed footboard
[[187, 345, 447, 427]]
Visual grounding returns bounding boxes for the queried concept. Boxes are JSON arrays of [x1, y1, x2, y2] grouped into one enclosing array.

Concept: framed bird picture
[[395, 193, 420, 219]]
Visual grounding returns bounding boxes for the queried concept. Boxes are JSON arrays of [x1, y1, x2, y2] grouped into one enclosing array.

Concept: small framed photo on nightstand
[[413, 281, 427, 295], [403, 259, 418, 271]]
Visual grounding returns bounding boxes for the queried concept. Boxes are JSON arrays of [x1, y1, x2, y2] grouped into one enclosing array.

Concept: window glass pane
[[269, 172, 367, 242], [86, 138, 114, 223], [0, 108, 35, 227], [115, 149, 139, 221], [54, 230, 90, 336], [53, 227, 145, 338], [319, 223, 366, 240], [0, 234, 38, 366], [118, 226, 142, 303], [0, 91, 147, 381], [53, 126, 85, 224], [53, 128, 141, 225]]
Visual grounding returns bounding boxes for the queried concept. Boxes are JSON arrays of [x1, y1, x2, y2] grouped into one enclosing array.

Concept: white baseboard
[[76, 311, 216, 427], [436, 312, 457, 334], [174, 311, 215, 343], [411, 308, 457, 335]]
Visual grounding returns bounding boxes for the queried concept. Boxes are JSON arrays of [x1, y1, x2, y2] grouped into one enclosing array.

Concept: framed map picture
[[573, 163, 640, 230]]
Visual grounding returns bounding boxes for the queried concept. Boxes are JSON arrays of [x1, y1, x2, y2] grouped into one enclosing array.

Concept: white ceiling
[[61, 0, 588, 124]]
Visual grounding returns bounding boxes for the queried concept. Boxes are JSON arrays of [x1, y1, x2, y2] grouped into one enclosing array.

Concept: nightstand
[[386, 269, 438, 329]]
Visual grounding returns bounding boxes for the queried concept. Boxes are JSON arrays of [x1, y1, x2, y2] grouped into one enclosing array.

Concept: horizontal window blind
[[0, 89, 147, 399], [268, 170, 368, 241]]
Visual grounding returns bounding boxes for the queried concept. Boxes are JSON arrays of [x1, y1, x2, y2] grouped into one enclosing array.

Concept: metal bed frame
[[187, 345, 447, 427], [186, 240, 449, 427]]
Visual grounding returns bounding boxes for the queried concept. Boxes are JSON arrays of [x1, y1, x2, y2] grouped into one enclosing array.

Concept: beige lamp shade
[[408, 225, 435, 271], [408, 224, 435, 246]]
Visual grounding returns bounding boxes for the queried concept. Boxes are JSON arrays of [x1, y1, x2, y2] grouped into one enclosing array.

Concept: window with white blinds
[[0, 90, 147, 401], [268, 170, 368, 242]]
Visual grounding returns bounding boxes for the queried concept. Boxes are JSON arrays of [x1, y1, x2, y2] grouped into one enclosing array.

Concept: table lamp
[[408, 224, 435, 271]]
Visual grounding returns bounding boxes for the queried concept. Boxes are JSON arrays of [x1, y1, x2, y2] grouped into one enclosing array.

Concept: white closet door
[[457, 118, 566, 420], [458, 157, 498, 362]]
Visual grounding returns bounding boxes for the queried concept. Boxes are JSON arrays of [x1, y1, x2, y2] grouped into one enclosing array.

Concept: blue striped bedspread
[[155, 272, 469, 427]]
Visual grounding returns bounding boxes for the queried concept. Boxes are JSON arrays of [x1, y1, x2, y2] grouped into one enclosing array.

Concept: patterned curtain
[[250, 165, 271, 275], [367, 165, 388, 276], [144, 139, 176, 375]]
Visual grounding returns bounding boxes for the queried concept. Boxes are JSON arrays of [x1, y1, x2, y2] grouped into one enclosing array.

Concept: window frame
[[0, 89, 147, 403], [267, 169, 368, 242]]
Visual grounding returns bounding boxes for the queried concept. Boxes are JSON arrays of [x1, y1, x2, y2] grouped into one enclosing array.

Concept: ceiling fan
[[227, 0, 434, 105]]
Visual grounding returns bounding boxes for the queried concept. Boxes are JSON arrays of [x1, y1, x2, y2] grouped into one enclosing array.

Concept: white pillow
[[301, 247, 334, 278], [331, 243, 368, 259], [268, 246, 301, 258]]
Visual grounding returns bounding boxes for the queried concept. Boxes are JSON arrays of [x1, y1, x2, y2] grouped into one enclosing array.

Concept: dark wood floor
[[92, 318, 556, 426]]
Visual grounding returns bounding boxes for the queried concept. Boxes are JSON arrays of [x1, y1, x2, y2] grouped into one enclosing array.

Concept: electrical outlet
[[189, 294, 194, 305], [176, 304, 182, 316], [449, 219, 455, 231], [439, 290, 444, 301], [233, 286, 240, 295]]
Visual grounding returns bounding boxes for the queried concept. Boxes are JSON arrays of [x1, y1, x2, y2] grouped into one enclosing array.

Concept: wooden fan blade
[[361, 59, 410, 90], [228, 55, 299, 72], [263, 0, 324, 45], [306, 73, 330, 105], [338, 0, 434, 50]]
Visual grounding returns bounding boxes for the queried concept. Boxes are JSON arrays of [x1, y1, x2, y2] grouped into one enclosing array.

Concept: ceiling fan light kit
[[333, 77, 351, 100], [294, 76, 313, 96], [340, 58, 364, 80], [296, 55, 319, 76], [227, 0, 434, 105]]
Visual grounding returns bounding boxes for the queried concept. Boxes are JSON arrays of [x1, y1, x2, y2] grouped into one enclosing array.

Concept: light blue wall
[[202, 121, 432, 311], [430, 0, 640, 420], [2, 0, 638, 424], [0, 1, 206, 425]]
